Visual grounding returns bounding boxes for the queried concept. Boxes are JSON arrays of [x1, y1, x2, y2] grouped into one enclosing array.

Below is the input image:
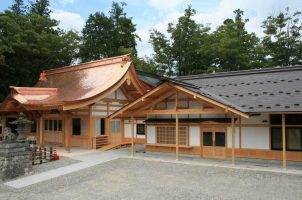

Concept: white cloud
[[147, 0, 190, 11], [51, 10, 85, 32], [59, 0, 75, 5]]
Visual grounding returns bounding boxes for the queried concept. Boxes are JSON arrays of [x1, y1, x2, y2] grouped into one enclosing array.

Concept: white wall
[[147, 126, 156, 144], [124, 120, 146, 139], [227, 127, 240, 148], [189, 126, 200, 146], [241, 127, 269, 149]]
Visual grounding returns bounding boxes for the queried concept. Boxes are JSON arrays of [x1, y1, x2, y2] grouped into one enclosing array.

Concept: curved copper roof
[[1, 55, 148, 111]]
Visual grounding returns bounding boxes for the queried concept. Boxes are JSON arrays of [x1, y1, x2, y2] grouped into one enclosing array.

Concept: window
[[44, 120, 49, 131], [215, 132, 225, 147], [58, 120, 62, 131], [136, 124, 145, 135], [287, 128, 302, 151], [271, 127, 282, 150], [72, 118, 81, 135], [203, 132, 213, 146], [95, 118, 105, 135], [156, 126, 187, 145], [54, 120, 58, 131], [270, 114, 302, 125], [30, 120, 37, 133], [49, 120, 53, 131], [110, 120, 120, 133], [271, 127, 302, 151]]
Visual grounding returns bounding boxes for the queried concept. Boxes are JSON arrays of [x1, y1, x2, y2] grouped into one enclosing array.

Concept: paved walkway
[[4, 148, 127, 189]]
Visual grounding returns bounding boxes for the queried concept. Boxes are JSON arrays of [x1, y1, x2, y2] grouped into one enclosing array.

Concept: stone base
[[0, 142, 32, 181]]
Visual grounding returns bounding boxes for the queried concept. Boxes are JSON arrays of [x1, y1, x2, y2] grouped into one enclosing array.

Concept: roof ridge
[[43, 54, 131, 76], [177, 65, 302, 80]]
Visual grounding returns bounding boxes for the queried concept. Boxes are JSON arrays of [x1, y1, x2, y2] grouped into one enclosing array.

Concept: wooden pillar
[[231, 113, 235, 165], [282, 114, 286, 169], [238, 116, 242, 149], [88, 105, 94, 148], [131, 116, 134, 157], [176, 113, 179, 161], [64, 115, 71, 151], [175, 91, 179, 161], [39, 116, 44, 148], [1, 114, 6, 136]]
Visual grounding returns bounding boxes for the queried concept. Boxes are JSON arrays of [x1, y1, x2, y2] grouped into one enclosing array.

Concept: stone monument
[[0, 113, 33, 181]]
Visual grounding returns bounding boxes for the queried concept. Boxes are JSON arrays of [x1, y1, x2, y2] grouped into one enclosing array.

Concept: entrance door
[[44, 119, 64, 144], [201, 125, 227, 159]]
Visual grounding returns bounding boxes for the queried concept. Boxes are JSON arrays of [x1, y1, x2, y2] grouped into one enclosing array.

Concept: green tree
[[10, 0, 27, 15], [262, 7, 302, 66], [0, 2, 79, 101], [210, 9, 263, 71], [79, 2, 139, 62], [150, 5, 211, 76], [30, 0, 51, 16]]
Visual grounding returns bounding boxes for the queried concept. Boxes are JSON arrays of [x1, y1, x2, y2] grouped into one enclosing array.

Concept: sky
[[1, 0, 302, 57]]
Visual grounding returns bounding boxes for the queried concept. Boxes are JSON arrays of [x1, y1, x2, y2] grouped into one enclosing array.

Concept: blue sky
[[1, 0, 302, 57]]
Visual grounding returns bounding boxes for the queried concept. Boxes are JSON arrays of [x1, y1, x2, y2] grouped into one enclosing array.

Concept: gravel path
[[0, 158, 301, 200]]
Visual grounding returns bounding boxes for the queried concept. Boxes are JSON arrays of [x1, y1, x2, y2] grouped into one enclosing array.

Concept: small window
[[54, 120, 58, 131], [215, 132, 225, 147], [30, 120, 37, 133], [72, 118, 81, 135], [95, 118, 105, 135], [203, 132, 213, 146], [271, 127, 282, 150], [136, 124, 145, 135], [49, 120, 53, 131], [286, 128, 302, 151], [45, 120, 49, 131], [110, 120, 120, 133], [58, 120, 62, 131]]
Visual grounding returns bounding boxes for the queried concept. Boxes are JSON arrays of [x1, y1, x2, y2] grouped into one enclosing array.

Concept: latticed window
[[156, 126, 187, 145]]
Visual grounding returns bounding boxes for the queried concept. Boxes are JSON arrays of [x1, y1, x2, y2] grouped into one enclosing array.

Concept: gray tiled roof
[[175, 66, 302, 113]]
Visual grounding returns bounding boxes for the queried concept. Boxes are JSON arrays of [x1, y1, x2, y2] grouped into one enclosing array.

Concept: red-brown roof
[[0, 55, 148, 111]]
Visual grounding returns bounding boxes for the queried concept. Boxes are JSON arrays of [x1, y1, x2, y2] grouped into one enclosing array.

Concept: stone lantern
[[9, 112, 33, 142], [0, 112, 33, 180]]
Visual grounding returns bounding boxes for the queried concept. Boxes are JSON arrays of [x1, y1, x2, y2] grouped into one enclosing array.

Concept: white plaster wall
[[241, 127, 269, 149], [167, 102, 175, 109], [116, 89, 127, 100], [92, 112, 107, 117], [189, 100, 201, 108], [147, 126, 156, 144], [92, 105, 106, 110], [227, 127, 240, 148], [124, 124, 132, 138], [201, 114, 225, 118], [189, 126, 200, 146]]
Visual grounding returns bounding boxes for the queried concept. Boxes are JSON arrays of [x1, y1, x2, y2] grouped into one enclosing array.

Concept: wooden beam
[[39, 116, 44, 148], [282, 114, 286, 169], [239, 116, 242, 149], [109, 83, 170, 119], [170, 83, 249, 119], [231, 113, 235, 165], [131, 116, 135, 157], [123, 108, 225, 115], [136, 89, 176, 112]]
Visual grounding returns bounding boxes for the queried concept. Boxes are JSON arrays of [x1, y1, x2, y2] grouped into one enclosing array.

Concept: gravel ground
[[0, 158, 301, 200]]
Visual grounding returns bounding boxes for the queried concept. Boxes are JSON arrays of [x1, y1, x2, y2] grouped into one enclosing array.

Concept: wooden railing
[[93, 135, 109, 149]]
